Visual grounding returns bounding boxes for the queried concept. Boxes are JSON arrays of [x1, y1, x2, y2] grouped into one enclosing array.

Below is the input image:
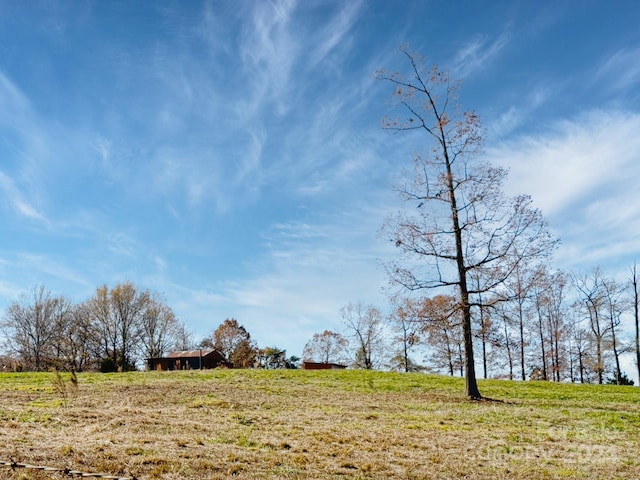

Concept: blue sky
[[1, 1, 639, 358]]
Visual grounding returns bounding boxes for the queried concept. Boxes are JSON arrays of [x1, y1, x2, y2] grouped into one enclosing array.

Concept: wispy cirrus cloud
[[453, 31, 510, 78], [307, 0, 363, 69], [0, 72, 51, 225], [596, 46, 640, 92], [239, 0, 299, 116], [488, 87, 552, 138], [0, 171, 48, 223]]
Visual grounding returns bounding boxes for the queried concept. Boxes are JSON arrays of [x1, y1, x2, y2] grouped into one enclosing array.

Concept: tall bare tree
[[139, 295, 179, 359], [574, 268, 610, 384], [602, 276, 626, 384], [544, 270, 569, 382], [501, 261, 540, 380], [88, 282, 150, 371], [377, 47, 557, 398], [340, 302, 385, 370], [632, 263, 640, 384]]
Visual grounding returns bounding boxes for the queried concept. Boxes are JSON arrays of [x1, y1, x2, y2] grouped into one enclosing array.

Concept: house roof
[[302, 361, 347, 368], [166, 349, 218, 358]]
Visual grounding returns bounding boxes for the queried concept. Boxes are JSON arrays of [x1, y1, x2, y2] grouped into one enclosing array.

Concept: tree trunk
[[632, 264, 639, 385], [611, 317, 622, 384], [503, 318, 514, 381], [443, 328, 454, 376], [536, 298, 547, 380], [462, 302, 481, 399], [518, 302, 526, 381]]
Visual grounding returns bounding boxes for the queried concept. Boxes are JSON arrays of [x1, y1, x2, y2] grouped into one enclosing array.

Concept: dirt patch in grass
[[0, 370, 639, 479]]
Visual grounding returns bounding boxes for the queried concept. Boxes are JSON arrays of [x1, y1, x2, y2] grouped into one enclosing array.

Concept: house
[[302, 361, 347, 370], [147, 349, 228, 371]]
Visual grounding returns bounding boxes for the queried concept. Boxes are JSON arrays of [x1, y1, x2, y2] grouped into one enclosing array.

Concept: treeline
[[302, 265, 639, 385], [0, 283, 300, 373], [0, 283, 191, 372], [3, 262, 638, 383]]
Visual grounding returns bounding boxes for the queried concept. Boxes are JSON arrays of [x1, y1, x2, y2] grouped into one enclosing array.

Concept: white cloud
[[239, 0, 299, 116], [489, 109, 640, 214], [308, 1, 363, 69], [453, 32, 510, 78], [596, 46, 640, 91], [0, 171, 47, 223], [488, 87, 551, 138], [488, 109, 640, 270]]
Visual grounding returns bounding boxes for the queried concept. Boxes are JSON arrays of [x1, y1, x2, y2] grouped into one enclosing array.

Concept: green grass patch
[[1, 369, 639, 479]]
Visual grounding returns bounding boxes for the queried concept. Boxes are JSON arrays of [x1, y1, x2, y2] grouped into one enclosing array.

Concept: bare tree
[[340, 302, 385, 370], [501, 262, 540, 380], [420, 295, 464, 376], [567, 310, 592, 383], [139, 295, 179, 359], [88, 282, 150, 371], [1, 286, 71, 371], [388, 297, 423, 372], [61, 302, 101, 372], [377, 47, 557, 398], [574, 268, 610, 384], [632, 263, 640, 384], [495, 302, 516, 380], [302, 330, 348, 364], [173, 319, 195, 351], [602, 276, 626, 384], [544, 270, 569, 382]]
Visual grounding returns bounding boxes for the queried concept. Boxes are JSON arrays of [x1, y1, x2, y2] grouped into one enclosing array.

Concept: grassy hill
[[0, 369, 638, 479]]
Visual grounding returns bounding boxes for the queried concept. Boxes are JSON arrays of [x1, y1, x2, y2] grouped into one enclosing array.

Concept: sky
[[1, 1, 640, 359]]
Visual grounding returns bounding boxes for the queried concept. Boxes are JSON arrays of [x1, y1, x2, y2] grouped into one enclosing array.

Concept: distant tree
[[606, 372, 634, 386], [602, 276, 626, 384], [173, 319, 195, 351], [256, 347, 299, 369], [61, 302, 101, 372], [495, 302, 517, 380], [302, 330, 348, 365], [1, 285, 72, 371], [420, 295, 464, 376], [139, 295, 179, 359], [500, 262, 539, 380], [212, 319, 257, 368], [531, 271, 551, 381], [540, 269, 569, 382], [387, 297, 423, 372], [567, 309, 593, 383], [88, 282, 150, 372], [468, 270, 502, 379], [574, 268, 611, 384], [631, 263, 640, 385], [377, 47, 557, 398], [340, 302, 385, 370]]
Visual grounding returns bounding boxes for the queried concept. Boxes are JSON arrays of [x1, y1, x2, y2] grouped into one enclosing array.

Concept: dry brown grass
[[1, 369, 639, 479]]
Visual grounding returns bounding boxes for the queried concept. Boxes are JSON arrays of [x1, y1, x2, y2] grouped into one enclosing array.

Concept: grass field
[[0, 369, 639, 479]]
